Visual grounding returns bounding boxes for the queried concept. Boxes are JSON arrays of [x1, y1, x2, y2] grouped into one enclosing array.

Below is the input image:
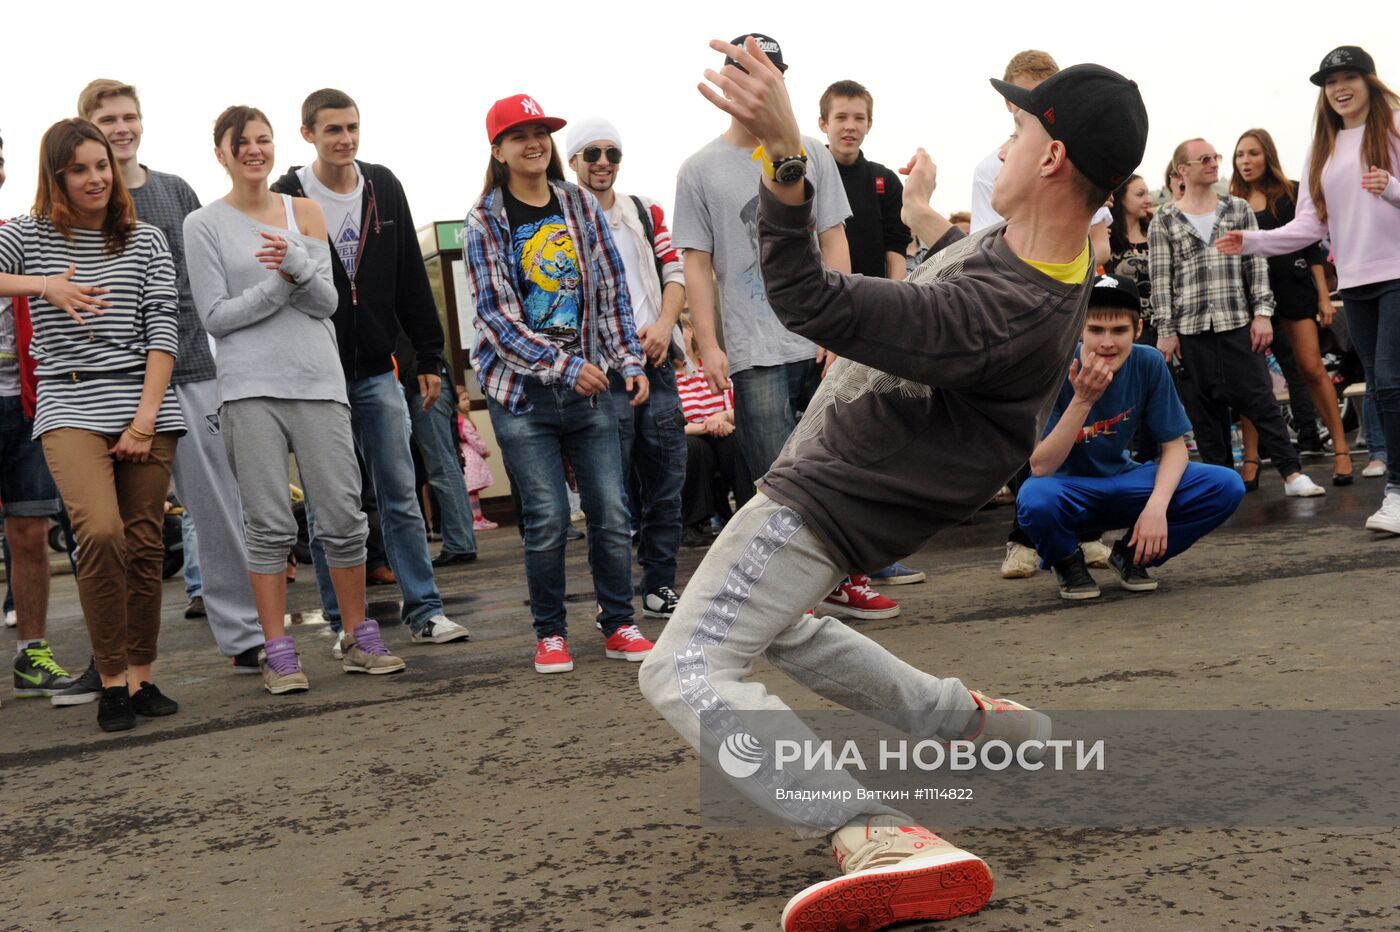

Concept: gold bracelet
[[125, 424, 155, 441]]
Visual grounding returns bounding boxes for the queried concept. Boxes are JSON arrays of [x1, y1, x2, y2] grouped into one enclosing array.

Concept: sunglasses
[[1183, 153, 1224, 167], [582, 146, 622, 164]]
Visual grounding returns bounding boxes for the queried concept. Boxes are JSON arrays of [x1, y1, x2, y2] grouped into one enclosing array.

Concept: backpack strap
[[630, 194, 666, 283]]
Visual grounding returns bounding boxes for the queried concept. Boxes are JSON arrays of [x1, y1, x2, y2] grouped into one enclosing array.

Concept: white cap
[[565, 117, 623, 162]]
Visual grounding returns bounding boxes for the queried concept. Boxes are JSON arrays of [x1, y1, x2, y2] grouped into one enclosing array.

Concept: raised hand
[[1069, 356, 1114, 405], [1215, 231, 1245, 256], [1362, 166, 1391, 196], [697, 37, 802, 160]]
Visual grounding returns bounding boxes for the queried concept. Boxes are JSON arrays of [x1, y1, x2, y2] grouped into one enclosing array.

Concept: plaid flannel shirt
[[1147, 195, 1274, 339], [465, 180, 644, 414]]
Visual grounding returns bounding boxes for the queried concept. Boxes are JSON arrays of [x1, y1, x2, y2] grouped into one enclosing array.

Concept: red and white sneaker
[[603, 624, 653, 661], [967, 689, 1052, 762], [782, 819, 993, 931], [820, 576, 901, 620], [534, 636, 574, 674]]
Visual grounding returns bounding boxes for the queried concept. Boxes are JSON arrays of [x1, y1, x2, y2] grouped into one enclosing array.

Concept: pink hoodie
[[1242, 112, 1400, 290]]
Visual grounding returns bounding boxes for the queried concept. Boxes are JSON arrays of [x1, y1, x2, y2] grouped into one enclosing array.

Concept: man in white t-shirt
[[566, 118, 688, 620], [970, 50, 1112, 267]]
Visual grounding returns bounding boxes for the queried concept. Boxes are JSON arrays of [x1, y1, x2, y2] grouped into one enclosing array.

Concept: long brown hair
[[33, 119, 135, 253], [1307, 71, 1400, 222], [480, 126, 565, 197], [1108, 174, 1147, 254], [1230, 128, 1296, 217]]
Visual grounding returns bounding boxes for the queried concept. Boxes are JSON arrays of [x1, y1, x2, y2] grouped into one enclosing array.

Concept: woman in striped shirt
[[0, 119, 183, 733]]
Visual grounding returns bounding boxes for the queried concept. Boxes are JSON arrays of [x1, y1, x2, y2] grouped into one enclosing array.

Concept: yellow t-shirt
[[1021, 242, 1091, 285]]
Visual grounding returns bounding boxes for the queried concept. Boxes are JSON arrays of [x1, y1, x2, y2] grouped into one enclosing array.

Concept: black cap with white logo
[[989, 63, 1149, 192], [725, 33, 787, 73], [1310, 46, 1375, 86], [1089, 273, 1142, 314]]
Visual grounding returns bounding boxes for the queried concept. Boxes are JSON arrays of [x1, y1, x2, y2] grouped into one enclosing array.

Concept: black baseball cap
[[989, 63, 1148, 192], [1088, 273, 1141, 315], [725, 33, 787, 73], [1310, 46, 1375, 86]]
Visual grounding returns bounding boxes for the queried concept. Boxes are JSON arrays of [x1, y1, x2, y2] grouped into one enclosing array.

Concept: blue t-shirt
[[1043, 343, 1193, 477]]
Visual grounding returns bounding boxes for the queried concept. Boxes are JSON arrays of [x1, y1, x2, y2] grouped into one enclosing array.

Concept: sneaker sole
[[534, 660, 575, 673], [410, 628, 471, 644], [1058, 588, 1101, 601], [98, 717, 137, 733], [870, 573, 927, 585], [781, 850, 993, 932], [820, 603, 901, 621], [14, 686, 69, 698], [1285, 488, 1326, 497], [1365, 518, 1400, 534], [1000, 566, 1037, 579], [51, 692, 102, 707], [232, 666, 262, 675], [605, 648, 651, 661], [342, 661, 407, 675], [1118, 577, 1159, 592], [642, 608, 674, 619], [265, 680, 311, 694]]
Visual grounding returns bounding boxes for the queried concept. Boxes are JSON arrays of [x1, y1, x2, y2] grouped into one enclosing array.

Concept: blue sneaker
[[869, 561, 926, 586]]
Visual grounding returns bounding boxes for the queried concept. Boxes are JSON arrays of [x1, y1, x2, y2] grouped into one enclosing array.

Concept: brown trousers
[[41, 429, 178, 677]]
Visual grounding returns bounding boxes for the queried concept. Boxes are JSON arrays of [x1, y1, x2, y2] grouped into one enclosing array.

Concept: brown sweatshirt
[[756, 182, 1092, 571]]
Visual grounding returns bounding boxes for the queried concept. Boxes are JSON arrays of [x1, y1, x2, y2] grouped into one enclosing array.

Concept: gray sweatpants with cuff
[[171, 379, 264, 658], [639, 492, 977, 839], [221, 398, 367, 574]]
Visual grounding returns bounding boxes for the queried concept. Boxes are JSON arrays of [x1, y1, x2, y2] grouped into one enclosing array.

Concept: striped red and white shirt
[[676, 365, 731, 423]]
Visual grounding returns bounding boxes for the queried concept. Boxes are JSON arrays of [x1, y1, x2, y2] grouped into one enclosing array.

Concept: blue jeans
[[609, 361, 686, 592], [1344, 282, 1400, 492], [181, 510, 201, 599], [308, 372, 445, 633], [488, 380, 635, 640], [409, 385, 478, 557], [730, 358, 822, 480], [1017, 462, 1245, 568]]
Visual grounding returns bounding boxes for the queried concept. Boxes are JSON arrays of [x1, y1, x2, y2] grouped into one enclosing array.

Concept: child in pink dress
[[457, 394, 497, 530]]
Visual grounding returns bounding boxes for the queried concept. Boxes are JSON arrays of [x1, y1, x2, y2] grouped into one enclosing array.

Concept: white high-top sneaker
[[780, 818, 993, 931]]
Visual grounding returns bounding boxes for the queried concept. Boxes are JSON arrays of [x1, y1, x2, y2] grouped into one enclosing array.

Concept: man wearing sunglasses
[[565, 118, 688, 621], [1148, 138, 1324, 497]]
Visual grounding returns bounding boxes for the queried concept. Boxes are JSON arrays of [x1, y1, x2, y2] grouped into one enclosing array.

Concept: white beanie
[[565, 117, 623, 162]]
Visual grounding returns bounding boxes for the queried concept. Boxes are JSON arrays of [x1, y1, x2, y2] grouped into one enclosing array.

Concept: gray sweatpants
[[221, 398, 367, 574], [170, 380, 263, 658], [638, 492, 976, 839]]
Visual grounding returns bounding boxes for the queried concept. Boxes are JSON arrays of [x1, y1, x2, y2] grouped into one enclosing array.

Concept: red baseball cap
[[485, 94, 567, 144]]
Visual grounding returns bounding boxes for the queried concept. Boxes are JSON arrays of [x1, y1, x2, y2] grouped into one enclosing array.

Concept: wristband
[[38, 275, 48, 301], [126, 424, 155, 441]]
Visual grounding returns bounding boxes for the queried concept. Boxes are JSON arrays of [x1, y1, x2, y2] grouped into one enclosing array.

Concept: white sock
[[16, 638, 44, 656]]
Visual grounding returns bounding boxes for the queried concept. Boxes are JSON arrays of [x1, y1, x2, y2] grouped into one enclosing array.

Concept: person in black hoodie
[[272, 88, 470, 647]]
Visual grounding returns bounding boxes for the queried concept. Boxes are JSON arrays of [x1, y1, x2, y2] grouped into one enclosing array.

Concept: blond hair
[[77, 79, 141, 120]]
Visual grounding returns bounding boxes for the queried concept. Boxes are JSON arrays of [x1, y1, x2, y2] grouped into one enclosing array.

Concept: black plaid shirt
[[1147, 195, 1274, 339]]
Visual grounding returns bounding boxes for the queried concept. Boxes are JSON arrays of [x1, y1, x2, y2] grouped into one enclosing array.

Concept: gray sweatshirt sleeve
[[285, 237, 339, 320], [756, 182, 1003, 390], [183, 210, 298, 338]]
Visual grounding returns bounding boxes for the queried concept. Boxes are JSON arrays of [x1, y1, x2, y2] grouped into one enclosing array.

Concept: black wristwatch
[[755, 146, 808, 185]]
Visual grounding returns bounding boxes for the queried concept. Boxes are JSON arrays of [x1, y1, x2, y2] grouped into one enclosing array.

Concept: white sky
[[3, 2, 1399, 234]]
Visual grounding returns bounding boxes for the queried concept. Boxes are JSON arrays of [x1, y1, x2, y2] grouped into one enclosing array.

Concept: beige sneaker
[[340, 620, 407, 675], [260, 654, 310, 695], [1080, 538, 1112, 568], [781, 819, 993, 931], [1000, 541, 1039, 578], [967, 689, 1052, 762]]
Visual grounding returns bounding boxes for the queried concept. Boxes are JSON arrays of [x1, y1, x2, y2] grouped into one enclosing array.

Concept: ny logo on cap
[[521, 97, 542, 116]]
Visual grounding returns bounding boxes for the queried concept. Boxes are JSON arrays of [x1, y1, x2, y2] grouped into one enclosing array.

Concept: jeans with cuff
[[408, 384, 478, 558]]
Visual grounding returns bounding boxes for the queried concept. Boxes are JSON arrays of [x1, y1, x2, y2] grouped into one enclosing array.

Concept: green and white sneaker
[[14, 641, 76, 698]]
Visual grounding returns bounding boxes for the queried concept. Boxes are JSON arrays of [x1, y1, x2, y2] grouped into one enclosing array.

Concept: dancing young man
[[639, 38, 1148, 932]]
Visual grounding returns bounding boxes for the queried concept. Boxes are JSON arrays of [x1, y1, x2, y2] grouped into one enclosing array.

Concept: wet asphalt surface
[[3, 455, 1399, 931]]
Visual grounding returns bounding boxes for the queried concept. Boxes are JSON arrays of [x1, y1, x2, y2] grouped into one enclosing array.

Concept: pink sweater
[[1242, 113, 1400, 290]]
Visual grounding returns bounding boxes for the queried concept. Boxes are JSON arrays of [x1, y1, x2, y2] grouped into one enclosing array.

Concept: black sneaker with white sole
[[51, 657, 103, 707], [1052, 549, 1100, 601], [643, 586, 680, 619], [231, 645, 263, 675], [1109, 539, 1159, 592]]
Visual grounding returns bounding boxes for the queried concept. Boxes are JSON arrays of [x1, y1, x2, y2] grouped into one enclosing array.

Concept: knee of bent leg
[[638, 650, 672, 708], [1015, 479, 1059, 529], [521, 498, 569, 551]]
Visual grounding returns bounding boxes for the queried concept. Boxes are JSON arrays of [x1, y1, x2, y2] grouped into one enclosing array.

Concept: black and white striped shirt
[[0, 216, 183, 437]]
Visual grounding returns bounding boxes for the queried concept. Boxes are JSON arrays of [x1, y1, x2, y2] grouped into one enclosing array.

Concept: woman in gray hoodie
[[184, 106, 404, 694]]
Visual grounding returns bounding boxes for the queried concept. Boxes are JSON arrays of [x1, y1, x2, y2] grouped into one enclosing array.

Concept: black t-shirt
[[834, 151, 912, 279], [1253, 185, 1327, 315], [501, 188, 581, 354]]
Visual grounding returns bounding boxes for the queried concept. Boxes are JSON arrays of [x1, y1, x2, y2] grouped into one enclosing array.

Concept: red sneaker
[[820, 576, 901, 620], [782, 819, 992, 931], [534, 636, 574, 674], [603, 624, 653, 661]]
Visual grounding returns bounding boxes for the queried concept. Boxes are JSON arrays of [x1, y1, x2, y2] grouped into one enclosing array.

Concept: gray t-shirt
[[0, 296, 18, 397], [672, 135, 850, 374]]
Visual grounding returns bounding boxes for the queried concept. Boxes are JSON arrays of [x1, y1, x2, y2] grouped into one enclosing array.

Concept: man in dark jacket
[[272, 88, 469, 646]]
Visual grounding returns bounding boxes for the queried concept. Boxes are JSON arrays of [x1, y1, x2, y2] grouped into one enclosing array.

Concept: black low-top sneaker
[[97, 686, 136, 732], [51, 657, 103, 707], [1052, 549, 1100, 601], [130, 682, 179, 717], [1109, 540, 1159, 592], [231, 645, 263, 675], [643, 586, 680, 619]]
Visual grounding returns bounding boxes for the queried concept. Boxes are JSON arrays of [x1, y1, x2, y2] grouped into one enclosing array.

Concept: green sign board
[[436, 221, 465, 252]]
